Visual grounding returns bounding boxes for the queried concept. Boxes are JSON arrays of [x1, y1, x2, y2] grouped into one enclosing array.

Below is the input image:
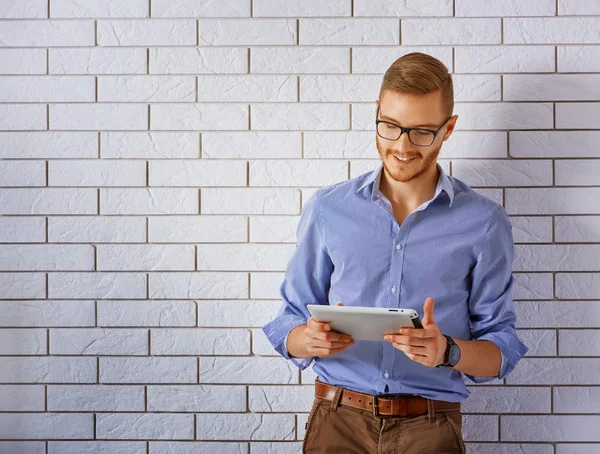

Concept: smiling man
[[262, 52, 528, 453]]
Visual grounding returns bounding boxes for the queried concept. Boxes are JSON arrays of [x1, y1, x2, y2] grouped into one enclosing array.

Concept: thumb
[[422, 297, 436, 326], [336, 301, 344, 306]]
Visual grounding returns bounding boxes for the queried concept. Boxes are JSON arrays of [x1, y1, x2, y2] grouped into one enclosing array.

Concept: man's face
[[375, 90, 457, 184]]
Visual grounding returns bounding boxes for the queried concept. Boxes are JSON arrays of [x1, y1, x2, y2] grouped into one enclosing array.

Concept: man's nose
[[391, 131, 413, 151]]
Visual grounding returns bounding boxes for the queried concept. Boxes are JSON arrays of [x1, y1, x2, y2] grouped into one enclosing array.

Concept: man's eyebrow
[[379, 114, 437, 128]]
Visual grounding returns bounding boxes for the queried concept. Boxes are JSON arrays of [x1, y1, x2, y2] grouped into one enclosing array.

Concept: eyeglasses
[[375, 106, 452, 147]]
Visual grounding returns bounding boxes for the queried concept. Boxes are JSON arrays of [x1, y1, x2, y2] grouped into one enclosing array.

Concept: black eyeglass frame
[[375, 106, 452, 147]]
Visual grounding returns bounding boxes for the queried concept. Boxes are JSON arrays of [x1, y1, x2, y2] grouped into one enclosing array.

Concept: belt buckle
[[372, 395, 380, 417]]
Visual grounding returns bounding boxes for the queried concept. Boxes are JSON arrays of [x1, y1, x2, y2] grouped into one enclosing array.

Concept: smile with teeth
[[393, 155, 416, 163]]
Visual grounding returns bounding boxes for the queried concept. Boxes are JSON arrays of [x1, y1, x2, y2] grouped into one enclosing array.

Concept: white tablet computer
[[307, 305, 423, 341]]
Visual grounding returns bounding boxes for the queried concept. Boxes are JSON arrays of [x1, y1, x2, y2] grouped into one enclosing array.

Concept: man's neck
[[379, 163, 440, 210]]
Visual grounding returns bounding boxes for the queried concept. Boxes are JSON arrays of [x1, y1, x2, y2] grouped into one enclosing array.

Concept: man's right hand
[[287, 302, 355, 358]]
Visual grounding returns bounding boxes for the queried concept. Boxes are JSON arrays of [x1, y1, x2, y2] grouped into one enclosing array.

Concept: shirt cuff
[[464, 331, 529, 384], [262, 318, 315, 371]]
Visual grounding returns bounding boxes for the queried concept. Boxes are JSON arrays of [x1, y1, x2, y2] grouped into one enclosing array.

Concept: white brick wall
[[0, 0, 599, 452]]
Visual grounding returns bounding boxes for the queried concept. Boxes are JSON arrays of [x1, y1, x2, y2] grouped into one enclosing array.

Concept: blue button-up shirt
[[262, 162, 528, 402]]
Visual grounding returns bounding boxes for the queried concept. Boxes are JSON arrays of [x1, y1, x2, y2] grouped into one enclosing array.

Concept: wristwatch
[[436, 334, 461, 368]]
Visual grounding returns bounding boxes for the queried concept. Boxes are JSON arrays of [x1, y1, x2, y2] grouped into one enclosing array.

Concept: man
[[262, 52, 528, 453]]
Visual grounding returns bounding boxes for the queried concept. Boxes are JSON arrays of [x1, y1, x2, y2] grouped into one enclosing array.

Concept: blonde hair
[[379, 52, 454, 115]]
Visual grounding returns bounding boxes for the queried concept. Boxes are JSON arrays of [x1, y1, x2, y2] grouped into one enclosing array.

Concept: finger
[[391, 342, 429, 357], [422, 297, 436, 326], [397, 327, 437, 339], [384, 334, 433, 347], [310, 330, 353, 343], [307, 317, 331, 332], [336, 302, 344, 306], [312, 339, 354, 350]]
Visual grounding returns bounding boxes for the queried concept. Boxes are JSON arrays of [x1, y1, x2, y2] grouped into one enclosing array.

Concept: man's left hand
[[383, 297, 447, 367]]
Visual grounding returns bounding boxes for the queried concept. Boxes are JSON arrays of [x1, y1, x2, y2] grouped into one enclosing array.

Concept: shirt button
[[391, 286, 397, 294], [384, 372, 390, 378], [396, 244, 402, 251]]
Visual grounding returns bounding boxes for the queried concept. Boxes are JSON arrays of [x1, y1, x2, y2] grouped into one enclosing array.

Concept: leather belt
[[315, 379, 461, 417]]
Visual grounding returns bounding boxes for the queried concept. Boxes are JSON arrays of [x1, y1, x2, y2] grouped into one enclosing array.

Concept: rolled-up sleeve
[[465, 205, 529, 383], [261, 189, 334, 370]]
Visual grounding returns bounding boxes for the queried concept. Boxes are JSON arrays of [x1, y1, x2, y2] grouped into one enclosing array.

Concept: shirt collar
[[356, 161, 455, 208]]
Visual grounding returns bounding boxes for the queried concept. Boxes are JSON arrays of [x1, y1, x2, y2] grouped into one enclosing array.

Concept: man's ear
[[442, 115, 458, 141]]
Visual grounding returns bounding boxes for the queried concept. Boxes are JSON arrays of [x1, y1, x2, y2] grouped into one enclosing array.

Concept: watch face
[[448, 345, 461, 366]]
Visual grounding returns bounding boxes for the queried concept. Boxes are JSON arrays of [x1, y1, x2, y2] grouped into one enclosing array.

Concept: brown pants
[[303, 387, 466, 454]]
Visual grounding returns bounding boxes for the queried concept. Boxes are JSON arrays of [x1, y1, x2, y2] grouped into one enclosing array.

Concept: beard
[[376, 136, 441, 183]]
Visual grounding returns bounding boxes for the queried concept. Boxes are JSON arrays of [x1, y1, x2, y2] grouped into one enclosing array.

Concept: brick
[[0, 104, 46, 130], [249, 160, 348, 187], [48, 272, 146, 299], [49, 160, 146, 186], [554, 387, 600, 413], [98, 76, 195, 102], [0, 0, 47, 18], [151, 328, 250, 355], [97, 244, 195, 271], [0, 329, 46, 355], [49, 216, 146, 243], [50, 328, 148, 355], [0, 301, 95, 327], [102, 132, 199, 159], [510, 216, 553, 243], [556, 103, 600, 129], [558, 0, 600, 15], [502, 415, 600, 442], [504, 75, 600, 101], [97, 300, 196, 327], [197, 300, 279, 327], [0, 414, 94, 439], [558, 46, 600, 72], [197, 244, 296, 271], [148, 216, 247, 243], [455, 46, 555, 73], [456, 0, 555, 16], [203, 132, 302, 159], [97, 20, 196, 46], [510, 131, 600, 158], [507, 358, 600, 385], [250, 272, 284, 299], [198, 75, 296, 102], [506, 188, 600, 215], [100, 188, 198, 214], [0, 160, 46, 186], [50, 0, 148, 18], [149, 160, 246, 186], [559, 330, 600, 356], [0, 273, 45, 299], [151, 104, 248, 130], [355, 0, 452, 16], [352, 46, 451, 73], [100, 357, 197, 383], [556, 160, 600, 186], [0, 49, 46, 74], [0, 385, 44, 411], [504, 18, 600, 44], [462, 387, 550, 413], [454, 103, 553, 130], [48, 385, 145, 411], [149, 272, 248, 299], [0, 357, 96, 383], [555, 216, 600, 242], [0, 189, 97, 214], [403, 19, 501, 45], [252, 103, 348, 130], [252, 47, 349, 74], [200, 357, 296, 384], [49, 442, 145, 453], [96, 413, 194, 439], [199, 19, 296, 45], [557, 273, 600, 299], [50, 48, 146, 74], [0, 245, 94, 271], [516, 301, 600, 329], [202, 188, 300, 215], [249, 385, 312, 412], [255, 0, 350, 17], [0, 217, 45, 242], [518, 329, 556, 356], [0, 132, 97, 159], [150, 442, 244, 453], [0, 20, 94, 46], [513, 273, 553, 300], [147, 385, 246, 411], [250, 216, 299, 243], [300, 18, 399, 45], [50, 104, 148, 130], [152, 0, 250, 17], [150, 48, 247, 74], [196, 413, 295, 440], [452, 160, 552, 187]]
